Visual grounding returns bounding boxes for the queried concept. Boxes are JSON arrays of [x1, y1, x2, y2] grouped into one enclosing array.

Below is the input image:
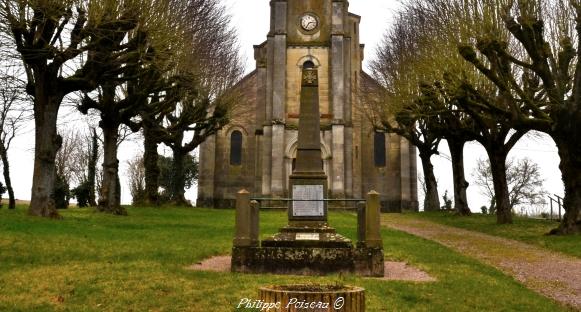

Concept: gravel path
[[382, 215, 581, 310], [187, 256, 436, 282]]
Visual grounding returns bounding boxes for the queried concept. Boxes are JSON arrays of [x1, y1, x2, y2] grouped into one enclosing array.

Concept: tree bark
[[97, 119, 125, 215], [487, 149, 512, 224], [447, 139, 471, 215], [87, 129, 98, 207], [29, 90, 62, 218], [0, 143, 15, 209], [170, 147, 190, 206], [143, 122, 160, 206], [552, 137, 581, 234], [419, 150, 440, 211]]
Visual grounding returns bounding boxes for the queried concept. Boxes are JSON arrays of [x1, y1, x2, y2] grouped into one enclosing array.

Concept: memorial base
[[231, 246, 384, 277], [261, 227, 353, 248]]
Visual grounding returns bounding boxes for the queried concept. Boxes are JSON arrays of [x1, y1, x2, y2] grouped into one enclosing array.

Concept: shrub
[[53, 175, 70, 209], [71, 181, 92, 207]]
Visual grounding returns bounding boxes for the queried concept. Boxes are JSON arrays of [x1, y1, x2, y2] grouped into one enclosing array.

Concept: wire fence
[[250, 198, 365, 210]]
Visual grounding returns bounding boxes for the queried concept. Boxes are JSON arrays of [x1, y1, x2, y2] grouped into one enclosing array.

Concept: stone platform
[[230, 191, 385, 277], [231, 245, 384, 276]]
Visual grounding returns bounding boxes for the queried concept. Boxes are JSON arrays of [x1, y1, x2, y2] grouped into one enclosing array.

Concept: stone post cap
[[367, 190, 379, 195], [238, 189, 250, 195]]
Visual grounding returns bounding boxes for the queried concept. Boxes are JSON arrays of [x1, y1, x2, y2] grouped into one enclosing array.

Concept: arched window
[[303, 60, 315, 69], [230, 131, 242, 165], [374, 132, 386, 167]]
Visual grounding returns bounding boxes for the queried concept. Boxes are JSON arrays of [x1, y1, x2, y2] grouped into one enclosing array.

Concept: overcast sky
[[7, 0, 564, 213]]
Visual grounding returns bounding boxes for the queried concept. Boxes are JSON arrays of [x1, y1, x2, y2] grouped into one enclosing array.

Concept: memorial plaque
[[292, 185, 324, 217], [296, 233, 320, 240]]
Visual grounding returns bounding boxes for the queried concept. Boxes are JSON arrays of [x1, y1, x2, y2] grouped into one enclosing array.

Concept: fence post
[[356, 201, 366, 245], [233, 189, 258, 247], [250, 200, 260, 246], [365, 191, 382, 248]]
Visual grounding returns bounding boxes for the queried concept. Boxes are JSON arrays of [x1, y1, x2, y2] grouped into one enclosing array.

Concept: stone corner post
[[365, 190, 383, 248], [233, 189, 259, 247]]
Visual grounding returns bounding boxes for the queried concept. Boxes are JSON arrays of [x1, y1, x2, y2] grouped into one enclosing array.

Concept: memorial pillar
[[288, 65, 329, 226]]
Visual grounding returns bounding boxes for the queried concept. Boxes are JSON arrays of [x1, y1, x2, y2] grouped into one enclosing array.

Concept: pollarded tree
[[367, 8, 444, 212], [458, 0, 581, 233], [384, 0, 529, 223], [78, 0, 196, 214], [140, 0, 244, 206], [0, 0, 148, 218], [159, 84, 234, 205]]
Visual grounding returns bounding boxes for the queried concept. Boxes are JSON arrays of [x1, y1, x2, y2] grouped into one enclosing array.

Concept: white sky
[[7, 0, 564, 213]]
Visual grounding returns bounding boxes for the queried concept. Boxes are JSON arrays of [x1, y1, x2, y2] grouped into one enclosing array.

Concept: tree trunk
[[552, 138, 581, 234], [487, 150, 512, 224], [170, 147, 190, 206], [0, 143, 15, 209], [419, 150, 440, 211], [143, 122, 160, 206], [98, 120, 125, 215], [29, 93, 62, 218], [87, 128, 98, 207], [447, 139, 471, 216]]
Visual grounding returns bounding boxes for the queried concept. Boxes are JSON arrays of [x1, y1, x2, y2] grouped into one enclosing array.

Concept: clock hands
[[301, 14, 318, 31]]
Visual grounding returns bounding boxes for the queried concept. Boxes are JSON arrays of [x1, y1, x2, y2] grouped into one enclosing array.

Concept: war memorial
[[231, 62, 384, 278]]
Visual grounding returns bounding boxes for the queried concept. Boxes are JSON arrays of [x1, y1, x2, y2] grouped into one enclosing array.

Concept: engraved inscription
[[292, 185, 324, 217], [296, 233, 320, 241]]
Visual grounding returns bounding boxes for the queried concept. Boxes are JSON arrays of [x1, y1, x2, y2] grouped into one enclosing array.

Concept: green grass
[[0, 206, 568, 311], [409, 211, 581, 258]]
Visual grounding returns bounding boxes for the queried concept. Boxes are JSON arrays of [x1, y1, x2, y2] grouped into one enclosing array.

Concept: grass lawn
[[0, 206, 568, 311], [409, 212, 581, 258]]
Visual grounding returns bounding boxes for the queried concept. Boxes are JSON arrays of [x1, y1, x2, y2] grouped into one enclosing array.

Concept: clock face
[[300, 14, 318, 31]]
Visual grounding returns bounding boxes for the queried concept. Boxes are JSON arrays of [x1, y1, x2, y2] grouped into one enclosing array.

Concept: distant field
[[9, 199, 78, 207], [0, 206, 566, 311], [410, 212, 581, 258]]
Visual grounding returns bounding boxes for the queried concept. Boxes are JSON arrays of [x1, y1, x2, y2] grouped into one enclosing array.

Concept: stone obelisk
[[233, 63, 383, 277], [286, 64, 330, 229]]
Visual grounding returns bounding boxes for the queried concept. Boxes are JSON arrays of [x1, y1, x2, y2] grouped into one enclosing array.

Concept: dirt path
[[382, 215, 581, 310]]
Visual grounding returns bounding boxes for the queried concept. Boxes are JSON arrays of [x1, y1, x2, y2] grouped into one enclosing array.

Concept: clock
[[300, 13, 318, 31]]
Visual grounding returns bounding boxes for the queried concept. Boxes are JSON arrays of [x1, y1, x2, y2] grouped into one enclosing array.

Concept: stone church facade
[[197, 0, 418, 212]]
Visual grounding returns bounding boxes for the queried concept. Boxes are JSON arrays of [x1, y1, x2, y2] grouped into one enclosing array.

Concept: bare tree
[[141, 0, 244, 206], [367, 8, 443, 212], [371, 0, 533, 223], [0, 59, 28, 209], [0, 0, 156, 218], [76, 0, 204, 214], [126, 154, 146, 205], [473, 157, 548, 212], [458, 1, 581, 233]]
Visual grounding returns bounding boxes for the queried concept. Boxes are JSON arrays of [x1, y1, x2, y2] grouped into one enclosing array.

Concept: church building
[[197, 0, 418, 211]]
